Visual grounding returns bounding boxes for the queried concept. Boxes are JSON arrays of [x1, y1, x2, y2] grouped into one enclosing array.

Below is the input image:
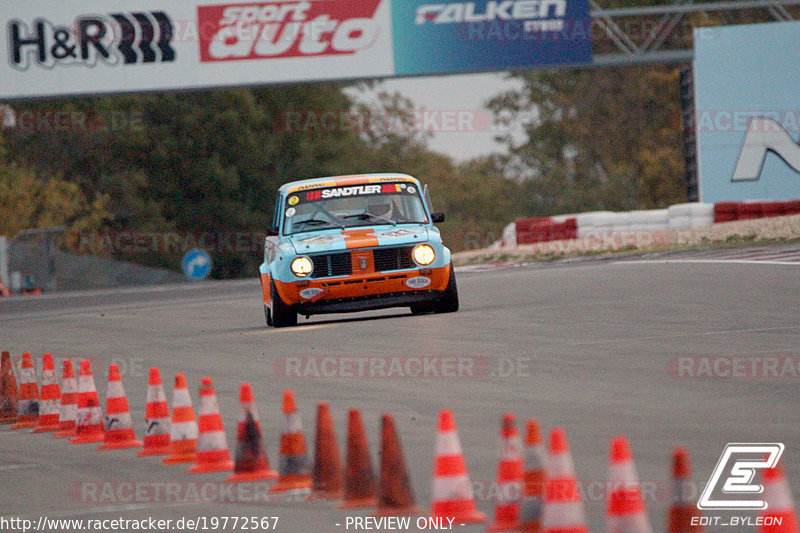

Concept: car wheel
[[270, 280, 297, 328], [434, 263, 459, 314], [264, 304, 272, 326]]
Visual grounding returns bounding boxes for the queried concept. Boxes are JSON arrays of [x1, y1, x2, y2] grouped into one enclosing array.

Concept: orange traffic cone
[[53, 359, 78, 439], [668, 447, 704, 532], [99, 364, 142, 450], [162, 373, 198, 464], [375, 413, 421, 516], [430, 409, 486, 523], [12, 352, 39, 430], [32, 353, 61, 433], [188, 377, 233, 473], [0, 350, 18, 424], [488, 413, 524, 532], [269, 390, 312, 494], [607, 435, 653, 533], [311, 402, 344, 500], [759, 462, 799, 533], [338, 408, 378, 508], [226, 382, 278, 482], [541, 427, 588, 533], [68, 360, 105, 444], [520, 419, 546, 532], [137, 367, 171, 456]]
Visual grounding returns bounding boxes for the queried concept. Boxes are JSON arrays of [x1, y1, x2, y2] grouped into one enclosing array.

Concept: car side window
[[271, 194, 283, 231]]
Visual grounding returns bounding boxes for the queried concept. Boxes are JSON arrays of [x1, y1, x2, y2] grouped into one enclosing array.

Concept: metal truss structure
[[590, 0, 800, 66]]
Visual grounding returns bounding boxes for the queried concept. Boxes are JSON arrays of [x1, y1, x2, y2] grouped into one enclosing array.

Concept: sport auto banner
[[0, 0, 591, 99]]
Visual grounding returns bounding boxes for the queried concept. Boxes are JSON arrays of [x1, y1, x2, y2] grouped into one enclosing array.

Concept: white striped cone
[[188, 377, 233, 473], [53, 360, 78, 438], [541, 427, 588, 533], [759, 463, 799, 533], [11, 352, 39, 429], [607, 436, 653, 533], [99, 364, 141, 449], [430, 409, 486, 523], [488, 413, 524, 532], [270, 390, 312, 493], [32, 353, 60, 432], [138, 367, 171, 456], [162, 373, 198, 465], [69, 360, 104, 444], [521, 419, 546, 532], [668, 447, 704, 533]]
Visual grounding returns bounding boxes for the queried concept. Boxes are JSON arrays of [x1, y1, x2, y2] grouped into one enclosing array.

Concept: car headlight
[[291, 256, 313, 277], [413, 244, 435, 266]]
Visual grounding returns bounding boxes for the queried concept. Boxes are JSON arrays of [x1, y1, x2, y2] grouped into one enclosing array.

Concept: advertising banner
[[694, 21, 800, 202], [391, 0, 592, 75], [0, 1, 395, 99], [0, 0, 592, 99]]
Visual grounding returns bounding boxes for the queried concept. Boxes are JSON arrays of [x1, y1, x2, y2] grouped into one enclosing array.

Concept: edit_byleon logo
[[697, 443, 785, 511]]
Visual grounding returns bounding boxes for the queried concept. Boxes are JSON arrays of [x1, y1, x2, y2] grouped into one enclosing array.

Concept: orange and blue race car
[[259, 173, 458, 327]]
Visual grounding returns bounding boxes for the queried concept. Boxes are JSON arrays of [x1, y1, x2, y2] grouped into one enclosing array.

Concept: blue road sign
[[181, 249, 212, 281]]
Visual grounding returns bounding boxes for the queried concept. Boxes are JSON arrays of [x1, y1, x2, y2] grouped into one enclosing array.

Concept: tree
[[488, 64, 686, 217]]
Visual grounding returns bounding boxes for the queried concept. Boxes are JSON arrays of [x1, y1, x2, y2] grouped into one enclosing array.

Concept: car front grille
[[308, 246, 417, 279], [310, 252, 352, 278], [373, 246, 415, 272]]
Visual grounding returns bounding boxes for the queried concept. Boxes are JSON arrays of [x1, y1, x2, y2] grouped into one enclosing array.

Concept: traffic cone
[[32, 353, 61, 432], [541, 427, 588, 533], [488, 413, 524, 532], [430, 409, 486, 523], [269, 390, 312, 493], [607, 435, 653, 533], [68, 360, 105, 444], [759, 462, 799, 533], [137, 367, 171, 456], [226, 382, 278, 482], [520, 419, 546, 532], [338, 408, 378, 509], [311, 402, 344, 500], [668, 447, 704, 532], [375, 413, 422, 516], [53, 359, 78, 438], [0, 350, 18, 424], [11, 352, 39, 430], [188, 377, 233, 473], [99, 364, 142, 450], [162, 373, 198, 465]]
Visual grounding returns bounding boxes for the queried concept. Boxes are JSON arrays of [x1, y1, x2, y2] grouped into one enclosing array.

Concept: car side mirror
[[267, 226, 279, 236], [431, 212, 445, 223]]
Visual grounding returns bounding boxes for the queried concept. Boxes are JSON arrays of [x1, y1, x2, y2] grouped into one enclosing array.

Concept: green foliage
[[2, 64, 694, 279], [0, 162, 109, 240], [488, 64, 686, 216], [4, 84, 523, 276]]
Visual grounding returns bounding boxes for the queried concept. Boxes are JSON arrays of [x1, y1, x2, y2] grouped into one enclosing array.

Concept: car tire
[[434, 263, 459, 314], [264, 304, 272, 326], [270, 279, 297, 328]]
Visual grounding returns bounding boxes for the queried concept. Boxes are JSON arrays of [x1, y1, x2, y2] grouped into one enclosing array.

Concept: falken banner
[[694, 21, 800, 202], [0, 0, 591, 99]]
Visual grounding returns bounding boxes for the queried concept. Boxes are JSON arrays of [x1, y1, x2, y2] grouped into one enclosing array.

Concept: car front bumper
[[262, 263, 451, 313]]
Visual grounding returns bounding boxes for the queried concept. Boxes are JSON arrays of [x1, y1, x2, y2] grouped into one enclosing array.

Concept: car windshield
[[282, 182, 429, 235]]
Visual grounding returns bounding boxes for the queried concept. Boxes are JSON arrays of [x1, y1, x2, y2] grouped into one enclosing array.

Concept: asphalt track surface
[[1, 258, 798, 532]]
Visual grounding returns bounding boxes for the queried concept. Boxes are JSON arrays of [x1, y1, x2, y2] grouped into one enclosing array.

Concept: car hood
[[288, 225, 430, 255]]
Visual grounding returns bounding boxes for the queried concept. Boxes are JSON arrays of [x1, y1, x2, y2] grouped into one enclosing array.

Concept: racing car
[[259, 173, 458, 327]]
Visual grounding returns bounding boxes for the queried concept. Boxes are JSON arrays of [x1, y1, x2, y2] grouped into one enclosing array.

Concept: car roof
[[279, 173, 420, 195]]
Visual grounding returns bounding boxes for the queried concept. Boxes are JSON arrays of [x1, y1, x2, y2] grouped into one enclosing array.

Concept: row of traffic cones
[[477, 415, 798, 533], [0, 352, 423, 514], [2, 350, 798, 531]]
